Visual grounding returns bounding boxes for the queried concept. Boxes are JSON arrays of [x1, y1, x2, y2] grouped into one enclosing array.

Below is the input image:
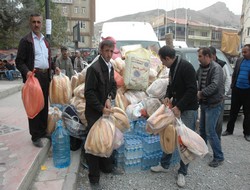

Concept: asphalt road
[[76, 116, 250, 190]]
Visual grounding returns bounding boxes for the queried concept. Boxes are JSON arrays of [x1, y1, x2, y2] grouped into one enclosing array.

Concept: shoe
[[244, 135, 250, 142], [208, 159, 224, 167], [222, 131, 233, 136], [90, 182, 101, 190], [43, 133, 51, 140], [177, 173, 186, 187], [32, 139, 43, 148], [150, 164, 168, 173]]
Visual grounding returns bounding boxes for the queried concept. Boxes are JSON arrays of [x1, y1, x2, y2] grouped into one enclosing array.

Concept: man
[[73, 50, 86, 72], [84, 40, 117, 185], [16, 13, 59, 147], [197, 47, 224, 167], [3, 60, 15, 80], [209, 46, 231, 139], [55, 46, 74, 79], [150, 46, 198, 188], [222, 44, 250, 142]]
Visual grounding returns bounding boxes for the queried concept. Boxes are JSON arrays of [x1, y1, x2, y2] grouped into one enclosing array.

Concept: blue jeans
[[5, 70, 15, 80], [160, 110, 198, 176], [200, 103, 224, 161]]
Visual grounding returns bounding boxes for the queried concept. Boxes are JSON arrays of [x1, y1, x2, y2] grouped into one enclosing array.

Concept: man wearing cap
[[102, 36, 121, 60], [55, 46, 74, 79]]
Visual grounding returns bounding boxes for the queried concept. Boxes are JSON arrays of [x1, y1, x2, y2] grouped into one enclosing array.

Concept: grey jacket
[[197, 61, 224, 107]]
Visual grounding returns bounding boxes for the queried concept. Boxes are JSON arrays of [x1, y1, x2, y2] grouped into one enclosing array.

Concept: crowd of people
[[14, 12, 250, 189], [0, 56, 20, 80]]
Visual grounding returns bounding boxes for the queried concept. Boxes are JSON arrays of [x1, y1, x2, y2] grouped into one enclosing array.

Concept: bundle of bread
[[49, 73, 72, 104], [71, 72, 85, 93], [159, 124, 176, 154], [111, 107, 130, 132], [84, 116, 116, 157], [177, 136, 196, 165], [70, 84, 87, 126], [47, 106, 62, 134], [142, 97, 162, 117], [115, 88, 130, 111], [147, 104, 175, 134], [111, 57, 125, 76], [175, 119, 208, 158]]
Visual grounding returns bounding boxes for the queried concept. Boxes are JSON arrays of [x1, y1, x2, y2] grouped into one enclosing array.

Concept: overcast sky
[[96, 0, 243, 23]]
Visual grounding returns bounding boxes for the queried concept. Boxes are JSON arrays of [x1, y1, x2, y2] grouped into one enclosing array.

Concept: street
[[76, 116, 250, 190]]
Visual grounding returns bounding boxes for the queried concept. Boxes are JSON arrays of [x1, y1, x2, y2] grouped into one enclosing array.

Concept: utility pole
[[45, 0, 51, 40]]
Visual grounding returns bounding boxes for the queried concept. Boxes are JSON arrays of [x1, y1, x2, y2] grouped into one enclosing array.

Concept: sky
[[95, 0, 243, 23]]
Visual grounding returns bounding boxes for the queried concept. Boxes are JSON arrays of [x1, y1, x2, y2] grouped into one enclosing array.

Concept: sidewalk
[[0, 79, 81, 190]]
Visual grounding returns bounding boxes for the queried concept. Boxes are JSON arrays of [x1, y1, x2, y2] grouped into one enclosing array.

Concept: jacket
[[231, 57, 250, 88], [84, 56, 117, 128], [55, 55, 74, 79], [165, 56, 198, 112], [197, 61, 224, 106], [15, 32, 54, 83]]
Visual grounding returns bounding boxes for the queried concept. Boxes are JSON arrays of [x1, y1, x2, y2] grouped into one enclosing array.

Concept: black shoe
[[208, 159, 224, 167], [32, 139, 43, 148], [244, 135, 250, 142], [43, 133, 51, 140], [222, 131, 233, 136]]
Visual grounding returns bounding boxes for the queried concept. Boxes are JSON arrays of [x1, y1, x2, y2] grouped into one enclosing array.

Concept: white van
[[100, 21, 160, 54]]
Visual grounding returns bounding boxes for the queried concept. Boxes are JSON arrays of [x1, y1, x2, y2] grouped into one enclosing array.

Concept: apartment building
[[52, 0, 95, 48], [240, 0, 250, 46], [152, 14, 238, 49]]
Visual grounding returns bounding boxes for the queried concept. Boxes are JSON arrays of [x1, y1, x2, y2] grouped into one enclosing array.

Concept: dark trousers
[[85, 153, 113, 183], [226, 87, 250, 135], [28, 71, 49, 141]]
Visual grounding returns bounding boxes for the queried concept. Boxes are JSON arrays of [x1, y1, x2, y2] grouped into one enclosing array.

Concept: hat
[[101, 36, 121, 59]]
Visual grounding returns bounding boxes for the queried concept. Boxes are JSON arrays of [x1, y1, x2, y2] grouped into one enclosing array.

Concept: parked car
[[174, 47, 241, 116]]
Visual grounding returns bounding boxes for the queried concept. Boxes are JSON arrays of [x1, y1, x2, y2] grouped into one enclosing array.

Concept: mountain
[[94, 1, 240, 37]]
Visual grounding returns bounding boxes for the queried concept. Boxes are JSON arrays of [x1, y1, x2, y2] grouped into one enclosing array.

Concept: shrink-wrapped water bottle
[[52, 120, 71, 168]]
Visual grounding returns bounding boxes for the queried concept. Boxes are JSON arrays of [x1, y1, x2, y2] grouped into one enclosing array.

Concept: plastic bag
[[147, 104, 175, 134], [175, 118, 208, 163], [84, 115, 116, 157], [47, 106, 62, 134], [22, 72, 44, 119]]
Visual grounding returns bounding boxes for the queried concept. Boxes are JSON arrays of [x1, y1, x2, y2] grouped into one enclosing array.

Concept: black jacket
[[15, 32, 53, 83], [84, 56, 117, 128], [166, 56, 198, 112]]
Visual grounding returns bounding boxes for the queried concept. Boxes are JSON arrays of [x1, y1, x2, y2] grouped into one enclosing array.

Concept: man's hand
[[172, 106, 181, 118], [197, 91, 203, 100], [26, 71, 32, 79], [55, 67, 60, 75], [162, 97, 172, 108]]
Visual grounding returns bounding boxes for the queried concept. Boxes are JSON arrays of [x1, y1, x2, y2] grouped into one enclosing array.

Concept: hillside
[[94, 1, 240, 37]]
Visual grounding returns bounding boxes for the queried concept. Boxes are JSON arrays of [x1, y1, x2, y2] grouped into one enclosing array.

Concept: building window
[[80, 36, 85, 43], [82, 7, 86, 14], [74, 7, 78, 14], [201, 31, 208, 37], [200, 41, 207, 46], [189, 30, 194, 35], [62, 6, 67, 14], [247, 27, 250, 36]]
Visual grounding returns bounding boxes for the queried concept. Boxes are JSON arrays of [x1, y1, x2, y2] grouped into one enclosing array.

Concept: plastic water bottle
[[52, 120, 71, 168]]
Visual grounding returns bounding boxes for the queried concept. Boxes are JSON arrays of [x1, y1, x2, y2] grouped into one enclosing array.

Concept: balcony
[[188, 35, 211, 41]]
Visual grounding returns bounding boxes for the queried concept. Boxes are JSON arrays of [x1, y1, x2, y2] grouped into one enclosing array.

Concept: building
[[52, 0, 95, 48], [152, 14, 238, 50], [240, 0, 250, 46]]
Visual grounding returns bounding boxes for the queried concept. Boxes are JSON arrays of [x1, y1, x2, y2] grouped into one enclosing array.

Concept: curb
[[0, 84, 22, 99], [18, 139, 51, 190], [62, 149, 82, 190]]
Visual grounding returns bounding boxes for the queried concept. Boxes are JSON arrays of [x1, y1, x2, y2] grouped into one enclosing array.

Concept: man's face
[[100, 45, 114, 62], [61, 50, 68, 59], [242, 46, 250, 60], [30, 16, 42, 36], [198, 50, 210, 67], [160, 56, 172, 68]]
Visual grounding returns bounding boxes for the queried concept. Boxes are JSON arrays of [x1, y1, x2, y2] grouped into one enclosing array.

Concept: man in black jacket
[[84, 39, 117, 185], [222, 44, 250, 142], [16, 13, 58, 148], [150, 46, 198, 188]]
